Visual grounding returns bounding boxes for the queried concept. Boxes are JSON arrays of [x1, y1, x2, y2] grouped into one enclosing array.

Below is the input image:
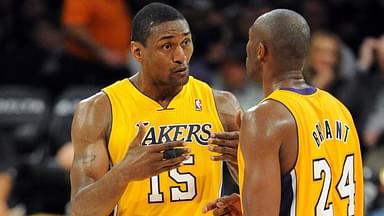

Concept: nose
[[173, 45, 187, 64]]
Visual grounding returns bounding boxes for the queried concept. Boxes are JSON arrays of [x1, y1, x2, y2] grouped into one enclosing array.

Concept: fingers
[[220, 193, 241, 205], [163, 148, 190, 159], [157, 163, 183, 174], [208, 145, 237, 155], [213, 208, 231, 216], [203, 194, 241, 215], [211, 131, 239, 140], [131, 122, 146, 146], [208, 137, 238, 148], [159, 154, 190, 168], [208, 141, 237, 164], [210, 155, 237, 164], [148, 140, 186, 152], [202, 199, 220, 213], [156, 155, 190, 173]]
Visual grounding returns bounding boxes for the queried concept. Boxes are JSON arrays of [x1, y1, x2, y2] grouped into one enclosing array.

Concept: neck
[[130, 73, 184, 108], [263, 70, 309, 96]]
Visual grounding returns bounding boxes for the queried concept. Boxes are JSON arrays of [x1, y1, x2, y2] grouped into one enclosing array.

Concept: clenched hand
[[119, 122, 191, 181]]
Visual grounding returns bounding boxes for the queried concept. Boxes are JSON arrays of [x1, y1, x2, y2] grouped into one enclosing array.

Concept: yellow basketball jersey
[[103, 76, 224, 216], [238, 88, 364, 216]]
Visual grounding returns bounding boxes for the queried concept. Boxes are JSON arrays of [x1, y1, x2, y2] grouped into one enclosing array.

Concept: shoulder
[[244, 99, 295, 135], [72, 92, 111, 139], [212, 89, 242, 115], [76, 91, 111, 117], [212, 89, 243, 131]]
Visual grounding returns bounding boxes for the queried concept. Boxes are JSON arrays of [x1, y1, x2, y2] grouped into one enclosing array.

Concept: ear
[[131, 41, 144, 63], [257, 42, 267, 63]]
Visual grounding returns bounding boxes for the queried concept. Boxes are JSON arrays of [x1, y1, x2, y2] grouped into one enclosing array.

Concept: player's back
[[267, 87, 364, 216]]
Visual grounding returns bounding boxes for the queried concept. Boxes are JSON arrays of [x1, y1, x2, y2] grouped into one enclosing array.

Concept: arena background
[[0, 0, 383, 215]]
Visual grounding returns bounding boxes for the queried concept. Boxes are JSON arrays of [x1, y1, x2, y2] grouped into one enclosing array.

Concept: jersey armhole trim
[[101, 90, 114, 167], [266, 98, 299, 176]]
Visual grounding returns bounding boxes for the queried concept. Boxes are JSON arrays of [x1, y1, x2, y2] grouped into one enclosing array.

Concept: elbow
[[70, 197, 91, 216], [70, 199, 83, 216]]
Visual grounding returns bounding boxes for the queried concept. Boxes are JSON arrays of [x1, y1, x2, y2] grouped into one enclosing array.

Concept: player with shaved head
[[203, 9, 363, 216]]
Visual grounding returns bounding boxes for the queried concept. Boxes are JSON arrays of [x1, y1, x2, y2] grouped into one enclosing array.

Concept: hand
[[363, 129, 380, 148], [208, 131, 239, 165], [202, 193, 242, 216], [120, 122, 191, 181], [358, 37, 377, 71], [98, 49, 127, 68]]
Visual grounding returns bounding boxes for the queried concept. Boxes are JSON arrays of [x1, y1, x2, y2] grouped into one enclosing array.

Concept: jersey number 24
[[313, 154, 355, 216]]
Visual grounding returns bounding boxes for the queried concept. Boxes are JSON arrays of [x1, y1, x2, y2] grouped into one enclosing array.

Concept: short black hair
[[132, 3, 186, 46]]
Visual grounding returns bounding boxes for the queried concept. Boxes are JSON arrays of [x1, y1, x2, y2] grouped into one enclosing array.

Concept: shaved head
[[251, 9, 310, 69]]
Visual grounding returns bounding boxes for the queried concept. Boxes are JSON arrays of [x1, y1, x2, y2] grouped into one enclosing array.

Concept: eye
[[162, 43, 172, 50], [182, 39, 191, 47]]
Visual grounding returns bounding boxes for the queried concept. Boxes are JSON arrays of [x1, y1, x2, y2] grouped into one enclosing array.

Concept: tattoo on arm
[[80, 155, 97, 164]]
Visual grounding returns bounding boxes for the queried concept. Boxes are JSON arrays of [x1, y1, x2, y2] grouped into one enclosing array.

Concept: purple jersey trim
[[279, 86, 317, 95]]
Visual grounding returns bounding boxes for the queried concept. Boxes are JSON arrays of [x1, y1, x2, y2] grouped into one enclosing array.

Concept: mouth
[[171, 66, 188, 73]]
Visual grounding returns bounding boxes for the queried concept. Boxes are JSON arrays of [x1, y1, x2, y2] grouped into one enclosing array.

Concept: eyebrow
[[158, 32, 191, 41]]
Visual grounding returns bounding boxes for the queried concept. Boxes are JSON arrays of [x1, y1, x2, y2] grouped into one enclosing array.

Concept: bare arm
[[240, 100, 296, 216], [64, 26, 105, 57], [70, 92, 127, 216], [71, 92, 190, 216], [64, 26, 125, 67], [0, 173, 11, 215], [212, 90, 243, 183]]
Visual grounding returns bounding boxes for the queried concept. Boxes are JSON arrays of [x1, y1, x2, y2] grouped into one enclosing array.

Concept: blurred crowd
[[0, 0, 383, 215]]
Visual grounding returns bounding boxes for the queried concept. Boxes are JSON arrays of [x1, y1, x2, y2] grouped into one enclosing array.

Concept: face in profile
[[309, 33, 339, 74], [140, 19, 194, 86]]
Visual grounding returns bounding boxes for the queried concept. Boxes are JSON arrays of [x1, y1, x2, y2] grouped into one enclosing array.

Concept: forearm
[[64, 26, 105, 57], [71, 165, 129, 216], [0, 173, 12, 202]]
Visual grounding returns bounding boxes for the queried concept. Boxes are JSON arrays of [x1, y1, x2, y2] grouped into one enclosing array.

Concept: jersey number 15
[[148, 155, 196, 203]]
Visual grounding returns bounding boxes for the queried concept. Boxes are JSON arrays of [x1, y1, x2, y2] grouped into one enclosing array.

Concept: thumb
[[131, 122, 146, 146]]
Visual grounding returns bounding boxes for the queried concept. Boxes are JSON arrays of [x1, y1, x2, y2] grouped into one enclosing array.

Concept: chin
[[170, 72, 189, 86], [178, 73, 189, 85]]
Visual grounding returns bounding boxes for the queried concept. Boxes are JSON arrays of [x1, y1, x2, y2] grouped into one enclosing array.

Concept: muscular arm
[[71, 92, 189, 216], [70, 92, 128, 216], [240, 100, 296, 216], [213, 90, 243, 183]]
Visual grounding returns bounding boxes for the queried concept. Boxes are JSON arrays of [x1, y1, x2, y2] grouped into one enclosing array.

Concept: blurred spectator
[[363, 89, 384, 148], [213, 57, 263, 110], [0, 86, 51, 214], [61, 0, 132, 88], [2, 0, 384, 214], [304, 31, 346, 98], [364, 149, 384, 215], [342, 35, 384, 150]]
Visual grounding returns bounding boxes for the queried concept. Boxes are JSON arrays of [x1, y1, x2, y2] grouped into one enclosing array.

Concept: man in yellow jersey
[[70, 3, 241, 216], [203, 9, 364, 216]]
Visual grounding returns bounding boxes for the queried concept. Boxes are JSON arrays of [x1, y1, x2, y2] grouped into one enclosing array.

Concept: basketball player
[[70, 3, 241, 216], [203, 9, 364, 216]]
